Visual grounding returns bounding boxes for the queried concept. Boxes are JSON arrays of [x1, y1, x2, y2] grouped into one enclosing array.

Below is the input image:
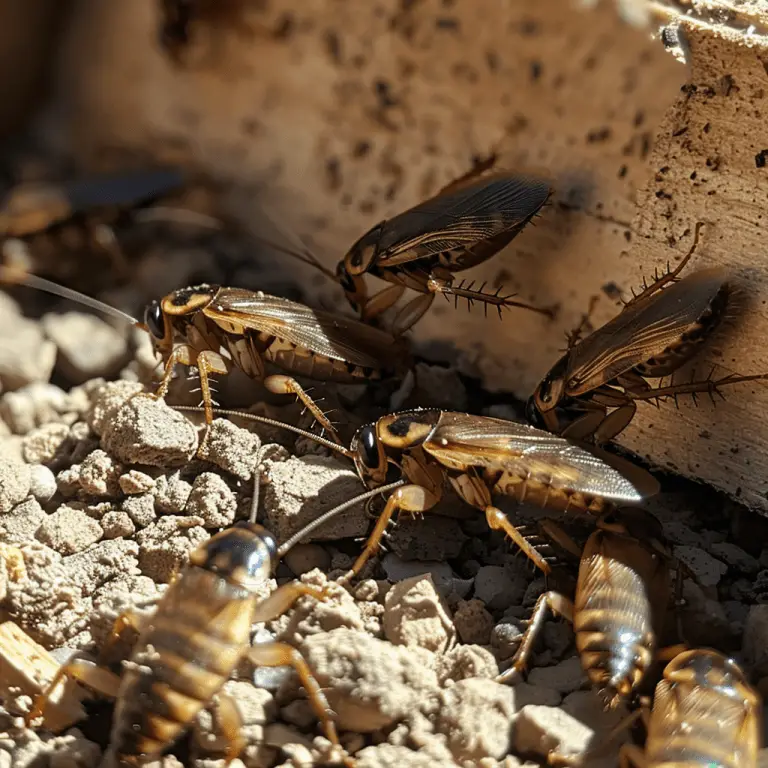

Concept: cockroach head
[[350, 421, 389, 486], [189, 522, 278, 590], [532, 355, 568, 414], [343, 222, 384, 276]]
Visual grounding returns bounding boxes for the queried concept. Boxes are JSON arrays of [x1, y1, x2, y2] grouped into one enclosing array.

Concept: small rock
[[561, 689, 629, 741], [381, 555, 455, 594], [262, 456, 368, 541], [0, 313, 57, 391], [491, 619, 524, 659], [100, 511, 136, 539], [28, 464, 56, 502], [118, 470, 156, 495], [301, 627, 439, 732], [196, 418, 261, 480], [410, 362, 469, 411], [515, 705, 596, 764], [709, 541, 760, 574], [453, 599, 494, 645], [283, 543, 331, 576], [85, 380, 144, 435], [528, 655, 586, 694], [42, 312, 130, 382], [474, 565, 527, 611], [679, 580, 735, 647], [122, 493, 157, 527], [388, 515, 467, 561], [0, 457, 30, 513], [0, 497, 45, 543], [356, 743, 460, 768], [434, 678, 515, 761], [153, 471, 192, 514], [78, 449, 122, 498], [383, 573, 456, 653], [101, 396, 198, 467], [661, 520, 703, 547], [21, 422, 70, 464], [436, 644, 499, 684], [0, 382, 73, 435], [186, 472, 237, 528], [513, 682, 563, 707], [674, 546, 727, 587], [743, 605, 768, 678], [135, 516, 208, 582], [36, 504, 103, 554]]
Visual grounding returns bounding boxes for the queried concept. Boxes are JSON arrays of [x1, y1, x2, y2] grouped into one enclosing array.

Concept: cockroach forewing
[[372, 173, 551, 268], [205, 288, 410, 372], [422, 412, 650, 504], [566, 268, 730, 395]]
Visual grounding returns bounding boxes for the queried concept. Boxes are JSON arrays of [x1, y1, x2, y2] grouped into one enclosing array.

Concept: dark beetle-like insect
[[528, 223, 768, 443], [189, 406, 659, 579], [260, 168, 554, 334], [0, 271, 410, 441], [0, 168, 184, 280], [25, 487, 376, 766], [498, 507, 683, 708], [619, 648, 761, 768]]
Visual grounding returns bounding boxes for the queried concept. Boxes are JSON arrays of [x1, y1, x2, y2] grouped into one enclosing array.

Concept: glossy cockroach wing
[[0, 269, 411, 442], [193, 406, 658, 580], [529, 223, 768, 443]]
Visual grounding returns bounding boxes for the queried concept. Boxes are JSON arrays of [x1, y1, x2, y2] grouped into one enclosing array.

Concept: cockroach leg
[[564, 295, 600, 350], [627, 372, 768, 406], [264, 375, 341, 442], [592, 403, 637, 443], [26, 655, 122, 726], [623, 222, 704, 309], [340, 484, 442, 584], [496, 591, 575, 685], [392, 292, 435, 335], [98, 608, 147, 663], [485, 506, 552, 574], [247, 642, 349, 761], [617, 745, 648, 768], [210, 692, 246, 765], [360, 284, 407, 324], [250, 582, 330, 623]]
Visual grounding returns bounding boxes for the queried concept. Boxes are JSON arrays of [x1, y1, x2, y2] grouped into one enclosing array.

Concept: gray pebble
[[491, 620, 524, 659], [381, 554, 455, 595], [196, 418, 261, 480], [0, 497, 45, 543], [709, 541, 760, 574], [153, 472, 192, 514], [122, 493, 157, 527], [0, 456, 30, 513], [118, 469, 156, 495], [528, 655, 586, 694], [36, 504, 104, 554], [21, 422, 70, 464], [284, 543, 331, 576], [474, 565, 527, 611], [388, 515, 467, 562], [101, 396, 198, 468], [101, 511, 136, 539], [186, 472, 237, 528], [28, 464, 56, 502]]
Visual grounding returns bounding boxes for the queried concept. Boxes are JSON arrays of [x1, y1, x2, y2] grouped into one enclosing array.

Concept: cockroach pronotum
[[528, 223, 768, 443], [24, 483, 388, 766], [180, 406, 659, 579], [618, 649, 761, 768], [0, 168, 184, 280], [0, 270, 411, 441], [257, 167, 555, 334], [497, 507, 684, 708]]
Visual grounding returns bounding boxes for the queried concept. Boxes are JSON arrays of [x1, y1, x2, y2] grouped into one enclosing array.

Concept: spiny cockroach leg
[[264, 375, 341, 443]]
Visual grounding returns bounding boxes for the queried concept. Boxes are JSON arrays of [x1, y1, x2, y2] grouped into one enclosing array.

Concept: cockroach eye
[[357, 425, 380, 470], [144, 300, 165, 340]]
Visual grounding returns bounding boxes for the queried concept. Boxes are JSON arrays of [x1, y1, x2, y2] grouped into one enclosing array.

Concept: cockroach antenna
[[173, 405, 355, 457], [0, 266, 141, 327], [276, 478, 406, 557]]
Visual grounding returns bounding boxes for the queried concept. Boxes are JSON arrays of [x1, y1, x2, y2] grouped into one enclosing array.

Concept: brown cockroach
[[0, 169, 184, 279], [497, 507, 684, 708], [259, 167, 555, 335], [24, 483, 389, 766], [181, 406, 659, 580], [0, 270, 411, 441], [528, 223, 768, 443], [616, 649, 761, 768]]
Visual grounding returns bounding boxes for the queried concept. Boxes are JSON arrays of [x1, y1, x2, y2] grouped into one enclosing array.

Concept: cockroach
[[528, 223, 768, 443], [0, 270, 411, 440], [497, 507, 684, 708], [0, 168, 184, 279], [258, 168, 555, 334], [618, 649, 761, 768], [181, 406, 659, 579], [24, 483, 388, 766]]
